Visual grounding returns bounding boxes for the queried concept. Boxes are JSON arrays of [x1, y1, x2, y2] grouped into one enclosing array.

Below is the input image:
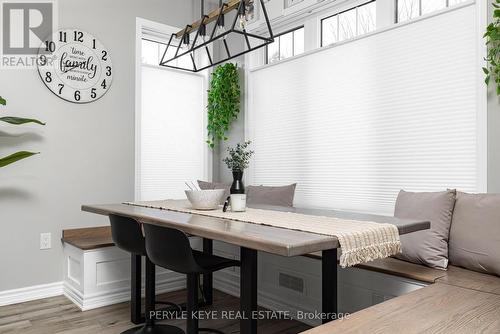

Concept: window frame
[[395, 0, 462, 23], [265, 25, 305, 64], [320, 0, 376, 47]]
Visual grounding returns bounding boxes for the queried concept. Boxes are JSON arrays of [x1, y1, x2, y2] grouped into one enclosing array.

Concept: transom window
[[266, 27, 305, 64], [141, 39, 192, 69], [321, 1, 376, 47], [396, 0, 468, 23]]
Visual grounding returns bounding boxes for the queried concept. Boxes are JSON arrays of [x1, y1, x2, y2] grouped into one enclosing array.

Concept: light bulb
[[217, 24, 226, 39], [237, 1, 247, 30], [238, 14, 246, 30]]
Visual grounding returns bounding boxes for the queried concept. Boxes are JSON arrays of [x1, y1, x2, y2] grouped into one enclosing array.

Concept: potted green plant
[[207, 63, 241, 148], [484, 0, 500, 95], [223, 141, 254, 194], [0, 95, 45, 168]]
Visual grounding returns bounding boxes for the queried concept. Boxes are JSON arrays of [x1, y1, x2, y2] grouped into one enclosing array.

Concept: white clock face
[[37, 29, 113, 104]]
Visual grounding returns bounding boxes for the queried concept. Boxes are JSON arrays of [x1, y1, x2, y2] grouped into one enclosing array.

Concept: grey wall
[[487, 4, 500, 192], [0, 0, 194, 291]]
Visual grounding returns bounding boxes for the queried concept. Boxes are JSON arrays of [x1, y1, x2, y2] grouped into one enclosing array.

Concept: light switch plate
[[40, 233, 51, 250]]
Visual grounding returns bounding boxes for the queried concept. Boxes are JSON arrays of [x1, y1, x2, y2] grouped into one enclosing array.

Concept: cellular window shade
[[247, 5, 479, 215], [138, 66, 206, 200]]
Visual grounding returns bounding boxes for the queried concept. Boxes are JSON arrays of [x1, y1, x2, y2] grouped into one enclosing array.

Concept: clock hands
[[62, 64, 79, 74]]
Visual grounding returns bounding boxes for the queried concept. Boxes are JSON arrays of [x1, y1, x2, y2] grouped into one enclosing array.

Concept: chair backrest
[[142, 224, 202, 274], [109, 214, 146, 255]]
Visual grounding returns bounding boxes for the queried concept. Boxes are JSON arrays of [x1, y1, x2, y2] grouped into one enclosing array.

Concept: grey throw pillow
[[247, 184, 297, 207], [449, 192, 500, 276], [394, 189, 456, 269], [197, 180, 230, 204]]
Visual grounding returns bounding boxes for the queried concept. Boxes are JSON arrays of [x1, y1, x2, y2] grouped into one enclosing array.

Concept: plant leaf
[[0, 151, 39, 168], [0, 117, 46, 125], [0, 96, 5, 106], [483, 67, 490, 75]]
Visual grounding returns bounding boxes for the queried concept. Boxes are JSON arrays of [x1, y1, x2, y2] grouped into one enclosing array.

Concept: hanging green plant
[[206, 63, 240, 148], [484, 0, 500, 95], [0, 95, 44, 168]]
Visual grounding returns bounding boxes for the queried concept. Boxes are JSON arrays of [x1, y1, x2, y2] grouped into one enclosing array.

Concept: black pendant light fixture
[[159, 0, 274, 72]]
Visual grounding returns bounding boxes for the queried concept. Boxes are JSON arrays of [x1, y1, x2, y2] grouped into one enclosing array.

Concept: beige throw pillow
[[394, 189, 456, 269], [449, 192, 500, 276]]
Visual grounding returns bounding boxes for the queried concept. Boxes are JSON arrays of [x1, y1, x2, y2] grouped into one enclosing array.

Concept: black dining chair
[[143, 223, 241, 334], [109, 214, 184, 334]]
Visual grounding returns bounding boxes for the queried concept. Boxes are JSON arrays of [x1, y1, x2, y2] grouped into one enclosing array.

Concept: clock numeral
[[58, 84, 64, 95], [93, 39, 96, 49], [38, 55, 47, 66], [45, 41, 55, 52], [101, 50, 108, 61], [74, 90, 81, 101], [106, 66, 112, 76], [59, 31, 67, 43], [91, 88, 97, 99], [74, 31, 84, 42], [45, 72, 52, 83], [101, 79, 107, 90]]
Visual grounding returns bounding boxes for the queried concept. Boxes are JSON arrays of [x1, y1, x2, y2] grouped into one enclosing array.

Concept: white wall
[[0, 0, 194, 292]]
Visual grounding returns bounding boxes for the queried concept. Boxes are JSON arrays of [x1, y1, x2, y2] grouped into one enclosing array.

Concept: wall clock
[[37, 29, 113, 104]]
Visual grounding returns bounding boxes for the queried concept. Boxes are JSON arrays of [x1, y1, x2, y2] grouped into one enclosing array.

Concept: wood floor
[[0, 289, 311, 334]]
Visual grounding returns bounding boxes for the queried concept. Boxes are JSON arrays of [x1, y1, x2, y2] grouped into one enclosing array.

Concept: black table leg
[[203, 238, 213, 305], [145, 257, 156, 326], [131, 254, 144, 324], [240, 247, 257, 334], [186, 274, 199, 334], [322, 248, 338, 324]]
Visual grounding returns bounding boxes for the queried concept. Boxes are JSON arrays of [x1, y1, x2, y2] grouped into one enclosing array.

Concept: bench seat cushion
[[300, 283, 500, 334], [437, 265, 500, 295], [448, 192, 500, 277], [305, 254, 446, 283], [62, 226, 114, 250]]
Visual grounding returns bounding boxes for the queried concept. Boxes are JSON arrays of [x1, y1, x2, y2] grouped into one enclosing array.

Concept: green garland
[[206, 63, 240, 148], [484, 0, 500, 95]]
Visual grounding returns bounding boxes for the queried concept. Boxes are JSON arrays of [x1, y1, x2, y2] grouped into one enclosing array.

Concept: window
[[266, 27, 305, 64], [321, 1, 376, 47], [141, 39, 192, 69], [248, 5, 480, 214], [396, 0, 468, 23], [138, 65, 207, 200]]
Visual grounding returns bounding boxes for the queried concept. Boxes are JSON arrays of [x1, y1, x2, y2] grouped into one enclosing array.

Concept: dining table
[[81, 202, 430, 334]]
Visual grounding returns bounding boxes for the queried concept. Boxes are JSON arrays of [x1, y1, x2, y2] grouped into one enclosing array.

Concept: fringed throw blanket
[[124, 200, 401, 268]]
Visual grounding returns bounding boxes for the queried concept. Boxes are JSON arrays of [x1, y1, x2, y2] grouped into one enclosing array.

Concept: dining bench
[[61, 226, 196, 312], [62, 221, 500, 333], [301, 256, 500, 333]]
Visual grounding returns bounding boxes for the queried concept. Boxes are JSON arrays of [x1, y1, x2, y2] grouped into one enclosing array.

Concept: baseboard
[[64, 274, 186, 311], [0, 282, 64, 307]]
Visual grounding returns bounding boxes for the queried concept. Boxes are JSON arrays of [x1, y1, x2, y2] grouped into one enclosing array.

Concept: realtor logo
[[1, 0, 56, 68]]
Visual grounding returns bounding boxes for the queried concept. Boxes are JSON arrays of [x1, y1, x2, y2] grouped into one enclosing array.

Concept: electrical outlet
[[40, 233, 51, 250]]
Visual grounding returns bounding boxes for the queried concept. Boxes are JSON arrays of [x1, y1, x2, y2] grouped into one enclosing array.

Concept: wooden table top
[[81, 203, 429, 257], [301, 283, 500, 334]]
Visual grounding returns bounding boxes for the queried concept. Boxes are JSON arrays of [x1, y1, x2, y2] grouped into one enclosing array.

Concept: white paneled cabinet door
[[138, 66, 206, 200]]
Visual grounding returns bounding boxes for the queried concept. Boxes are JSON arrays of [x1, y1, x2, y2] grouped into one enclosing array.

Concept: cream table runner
[[124, 199, 401, 268]]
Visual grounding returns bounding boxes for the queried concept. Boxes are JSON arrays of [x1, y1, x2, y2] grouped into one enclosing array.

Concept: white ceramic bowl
[[185, 189, 225, 210]]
